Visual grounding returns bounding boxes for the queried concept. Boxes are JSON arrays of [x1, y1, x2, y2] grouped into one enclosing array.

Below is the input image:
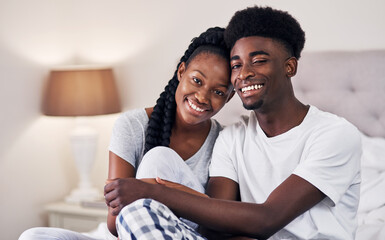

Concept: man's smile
[[240, 84, 264, 93]]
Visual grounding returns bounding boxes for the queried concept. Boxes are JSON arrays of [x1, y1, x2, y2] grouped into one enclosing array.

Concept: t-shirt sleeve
[[109, 109, 147, 169], [293, 121, 362, 206], [209, 124, 241, 183]]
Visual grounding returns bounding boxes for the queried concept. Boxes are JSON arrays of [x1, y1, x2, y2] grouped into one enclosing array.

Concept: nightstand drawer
[[61, 214, 103, 232], [46, 202, 108, 232]]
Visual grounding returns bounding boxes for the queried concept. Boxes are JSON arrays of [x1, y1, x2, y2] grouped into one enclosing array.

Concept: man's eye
[[231, 64, 241, 70], [252, 59, 267, 64], [193, 77, 202, 85]]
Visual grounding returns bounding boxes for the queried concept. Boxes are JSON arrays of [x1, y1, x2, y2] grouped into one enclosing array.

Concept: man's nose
[[238, 63, 255, 80]]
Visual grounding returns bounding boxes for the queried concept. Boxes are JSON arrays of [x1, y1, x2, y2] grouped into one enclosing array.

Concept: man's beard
[[243, 100, 263, 110]]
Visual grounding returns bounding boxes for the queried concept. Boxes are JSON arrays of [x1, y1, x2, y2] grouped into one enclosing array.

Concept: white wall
[[0, 0, 384, 239]]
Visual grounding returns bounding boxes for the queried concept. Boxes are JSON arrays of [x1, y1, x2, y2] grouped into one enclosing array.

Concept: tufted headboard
[[214, 50, 385, 138]]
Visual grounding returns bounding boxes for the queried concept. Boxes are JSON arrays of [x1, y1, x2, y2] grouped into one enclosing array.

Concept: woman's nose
[[195, 90, 209, 104]]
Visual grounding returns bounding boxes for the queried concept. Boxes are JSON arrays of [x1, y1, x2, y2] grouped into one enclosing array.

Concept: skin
[[105, 36, 326, 239], [106, 52, 234, 236]]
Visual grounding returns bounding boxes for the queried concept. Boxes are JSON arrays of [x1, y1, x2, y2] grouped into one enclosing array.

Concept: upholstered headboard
[[214, 50, 385, 138]]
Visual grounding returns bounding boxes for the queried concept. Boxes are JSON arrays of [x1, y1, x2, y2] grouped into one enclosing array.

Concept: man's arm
[[206, 177, 240, 200], [104, 174, 325, 239], [203, 177, 254, 240], [200, 177, 245, 239]]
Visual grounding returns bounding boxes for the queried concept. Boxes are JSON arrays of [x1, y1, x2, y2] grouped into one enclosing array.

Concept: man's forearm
[[144, 183, 269, 239]]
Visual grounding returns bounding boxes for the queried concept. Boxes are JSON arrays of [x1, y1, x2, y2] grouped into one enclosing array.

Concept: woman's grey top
[[109, 108, 222, 188]]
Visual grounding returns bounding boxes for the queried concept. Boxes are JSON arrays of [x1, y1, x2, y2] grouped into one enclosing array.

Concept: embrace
[[20, 5, 361, 240]]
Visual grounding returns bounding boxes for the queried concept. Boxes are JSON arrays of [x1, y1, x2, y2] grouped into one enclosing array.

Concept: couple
[[21, 5, 361, 240]]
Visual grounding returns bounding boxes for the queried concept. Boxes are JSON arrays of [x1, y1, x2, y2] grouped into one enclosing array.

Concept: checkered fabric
[[116, 198, 207, 240]]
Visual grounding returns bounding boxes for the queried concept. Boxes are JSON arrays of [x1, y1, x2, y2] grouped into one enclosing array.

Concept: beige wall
[[1, 0, 384, 238]]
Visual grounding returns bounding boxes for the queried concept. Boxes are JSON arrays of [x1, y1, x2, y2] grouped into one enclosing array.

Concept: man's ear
[[177, 62, 186, 81], [286, 57, 298, 78], [226, 89, 236, 103]]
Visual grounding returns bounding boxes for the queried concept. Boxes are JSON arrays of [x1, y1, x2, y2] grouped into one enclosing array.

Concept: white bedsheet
[[356, 134, 385, 240]]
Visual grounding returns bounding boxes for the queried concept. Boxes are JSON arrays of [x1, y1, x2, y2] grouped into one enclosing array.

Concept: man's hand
[[104, 178, 151, 216]]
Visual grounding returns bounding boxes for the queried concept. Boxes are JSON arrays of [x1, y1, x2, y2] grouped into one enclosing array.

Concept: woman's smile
[[185, 97, 210, 116]]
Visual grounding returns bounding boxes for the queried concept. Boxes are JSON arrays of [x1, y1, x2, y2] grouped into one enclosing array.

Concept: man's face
[[230, 36, 292, 112]]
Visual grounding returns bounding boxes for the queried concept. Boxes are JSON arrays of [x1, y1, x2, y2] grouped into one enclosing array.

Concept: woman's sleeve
[[109, 110, 147, 169]]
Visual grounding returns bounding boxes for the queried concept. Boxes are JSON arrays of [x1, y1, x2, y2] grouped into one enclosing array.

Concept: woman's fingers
[[155, 177, 166, 185], [139, 178, 158, 184]]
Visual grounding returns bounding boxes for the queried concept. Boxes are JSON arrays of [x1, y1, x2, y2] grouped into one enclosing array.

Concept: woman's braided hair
[[144, 27, 229, 154]]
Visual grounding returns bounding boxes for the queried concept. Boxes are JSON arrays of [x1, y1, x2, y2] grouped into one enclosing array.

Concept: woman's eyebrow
[[192, 69, 206, 78]]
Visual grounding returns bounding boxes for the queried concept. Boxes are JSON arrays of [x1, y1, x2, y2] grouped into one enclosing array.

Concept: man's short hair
[[224, 6, 305, 59]]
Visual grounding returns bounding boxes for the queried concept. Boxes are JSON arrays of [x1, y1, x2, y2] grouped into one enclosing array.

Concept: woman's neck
[[170, 117, 212, 160]]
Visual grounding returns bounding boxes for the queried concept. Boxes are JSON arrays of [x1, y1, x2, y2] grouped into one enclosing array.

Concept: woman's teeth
[[188, 100, 204, 112], [241, 84, 263, 93]]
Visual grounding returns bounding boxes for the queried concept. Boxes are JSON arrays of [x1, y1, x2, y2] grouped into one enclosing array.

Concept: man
[[104, 6, 361, 240]]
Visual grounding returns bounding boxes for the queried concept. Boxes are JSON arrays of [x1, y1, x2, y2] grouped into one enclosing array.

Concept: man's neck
[[255, 99, 309, 137]]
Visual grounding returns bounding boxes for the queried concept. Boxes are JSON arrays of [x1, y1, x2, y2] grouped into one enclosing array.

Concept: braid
[[144, 27, 229, 154]]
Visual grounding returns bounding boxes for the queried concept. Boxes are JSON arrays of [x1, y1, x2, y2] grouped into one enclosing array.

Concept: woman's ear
[[177, 62, 186, 81], [286, 57, 298, 78]]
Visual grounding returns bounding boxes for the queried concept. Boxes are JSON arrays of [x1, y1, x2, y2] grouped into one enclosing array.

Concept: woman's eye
[[214, 90, 224, 96], [193, 77, 202, 85]]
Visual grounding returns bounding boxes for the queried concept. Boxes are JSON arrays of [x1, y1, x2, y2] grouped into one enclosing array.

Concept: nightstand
[[45, 201, 108, 232]]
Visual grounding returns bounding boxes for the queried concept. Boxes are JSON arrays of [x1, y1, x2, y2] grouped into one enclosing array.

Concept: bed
[[214, 49, 385, 239]]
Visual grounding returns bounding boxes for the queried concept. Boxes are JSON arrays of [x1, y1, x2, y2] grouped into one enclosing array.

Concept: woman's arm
[[106, 151, 136, 237]]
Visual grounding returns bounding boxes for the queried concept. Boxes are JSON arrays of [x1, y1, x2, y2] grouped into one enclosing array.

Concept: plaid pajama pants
[[116, 198, 207, 240]]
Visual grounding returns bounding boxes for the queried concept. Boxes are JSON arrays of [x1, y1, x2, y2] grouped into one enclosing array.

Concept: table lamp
[[42, 66, 121, 203]]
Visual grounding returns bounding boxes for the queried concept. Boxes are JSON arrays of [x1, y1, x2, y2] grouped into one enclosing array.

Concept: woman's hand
[[139, 178, 158, 185], [104, 178, 151, 216], [155, 177, 208, 198]]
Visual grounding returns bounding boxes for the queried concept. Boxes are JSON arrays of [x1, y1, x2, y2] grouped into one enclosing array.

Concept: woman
[[19, 27, 233, 240], [106, 26, 234, 236]]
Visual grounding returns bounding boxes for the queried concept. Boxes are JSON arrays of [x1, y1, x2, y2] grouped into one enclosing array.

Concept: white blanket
[[356, 134, 385, 240]]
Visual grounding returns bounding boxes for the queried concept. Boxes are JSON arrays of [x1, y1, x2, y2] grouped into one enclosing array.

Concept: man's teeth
[[188, 100, 204, 112], [241, 84, 263, 93]]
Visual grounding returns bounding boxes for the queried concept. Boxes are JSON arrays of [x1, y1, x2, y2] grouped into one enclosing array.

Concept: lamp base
[[65, 187, 102, 204], [66, 118, 102, 204]]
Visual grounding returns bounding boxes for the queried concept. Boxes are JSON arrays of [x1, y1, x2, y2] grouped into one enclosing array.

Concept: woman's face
[[175, 52, 233, 126]]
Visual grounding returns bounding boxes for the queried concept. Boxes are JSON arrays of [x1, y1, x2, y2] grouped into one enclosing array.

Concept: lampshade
[[43, 67, 121, 116]]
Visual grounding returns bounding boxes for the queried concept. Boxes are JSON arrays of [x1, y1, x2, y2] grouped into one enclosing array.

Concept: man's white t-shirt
[[209, 106, 362, 240]]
